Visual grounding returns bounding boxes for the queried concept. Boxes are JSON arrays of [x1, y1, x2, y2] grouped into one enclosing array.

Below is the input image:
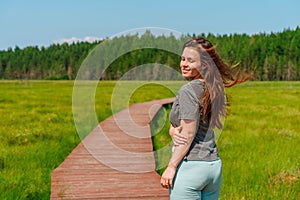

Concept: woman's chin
[[182, 73, 190, 78]]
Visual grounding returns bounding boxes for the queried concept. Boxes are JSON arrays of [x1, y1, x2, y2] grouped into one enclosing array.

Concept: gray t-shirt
[[169, 79, 219, 161]]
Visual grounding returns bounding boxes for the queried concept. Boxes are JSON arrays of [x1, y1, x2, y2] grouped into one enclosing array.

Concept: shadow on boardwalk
[[51, 98, 174, 199]]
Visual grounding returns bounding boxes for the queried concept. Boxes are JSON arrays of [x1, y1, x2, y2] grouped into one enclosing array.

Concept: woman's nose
[[182, 60, 188, 66]]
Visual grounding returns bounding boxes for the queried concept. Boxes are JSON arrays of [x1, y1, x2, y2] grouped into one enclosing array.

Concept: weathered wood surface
[[51, 98, 174, 199]]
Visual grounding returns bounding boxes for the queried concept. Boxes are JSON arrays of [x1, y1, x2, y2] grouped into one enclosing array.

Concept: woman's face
[[180, 47, 201, 79]]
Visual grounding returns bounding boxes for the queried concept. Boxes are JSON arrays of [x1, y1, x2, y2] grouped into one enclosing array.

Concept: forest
[[0, 27, 299, 81]]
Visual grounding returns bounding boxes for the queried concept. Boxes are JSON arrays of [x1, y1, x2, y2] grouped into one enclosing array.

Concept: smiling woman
[[160, 36, 254, 200], [180, 48, 202, 80]]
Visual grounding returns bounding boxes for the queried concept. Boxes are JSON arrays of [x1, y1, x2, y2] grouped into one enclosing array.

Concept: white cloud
[[83, 36, 103, 43], [54, 36, 103, 44]]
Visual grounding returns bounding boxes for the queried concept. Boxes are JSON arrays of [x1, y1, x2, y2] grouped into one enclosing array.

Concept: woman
[[160, 37, 253, 199]]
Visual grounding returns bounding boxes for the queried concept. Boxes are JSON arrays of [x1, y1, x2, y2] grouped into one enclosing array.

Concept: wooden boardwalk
[[51, 98, 174, 199]]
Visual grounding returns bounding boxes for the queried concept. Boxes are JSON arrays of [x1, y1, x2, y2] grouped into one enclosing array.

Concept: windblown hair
[[183, 37, 254, 129]]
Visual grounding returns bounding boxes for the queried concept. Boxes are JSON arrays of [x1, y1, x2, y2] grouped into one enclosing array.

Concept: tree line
[[0, 27, 299, 81]]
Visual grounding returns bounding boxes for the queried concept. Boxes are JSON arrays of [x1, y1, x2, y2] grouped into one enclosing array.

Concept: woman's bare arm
[[169, 125, 187, 146], [161, 119, 197, 189]]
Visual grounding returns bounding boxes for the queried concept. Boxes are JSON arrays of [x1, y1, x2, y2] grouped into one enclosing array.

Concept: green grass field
[[0, 80, 299, 199]]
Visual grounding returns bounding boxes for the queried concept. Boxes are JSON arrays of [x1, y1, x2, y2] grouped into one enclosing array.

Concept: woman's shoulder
[[179, 79, 204, 98], [180, 79, 204, 91], [190, 79, 205, 87]]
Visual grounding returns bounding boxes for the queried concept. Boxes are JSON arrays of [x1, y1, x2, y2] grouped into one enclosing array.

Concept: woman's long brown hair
[[183, 37, 254, 129]]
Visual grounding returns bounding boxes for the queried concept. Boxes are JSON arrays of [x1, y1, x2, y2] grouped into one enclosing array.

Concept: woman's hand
[[162, 121, 197, 189], [169, 125, 187, 146], [160, 165, 177, 189]]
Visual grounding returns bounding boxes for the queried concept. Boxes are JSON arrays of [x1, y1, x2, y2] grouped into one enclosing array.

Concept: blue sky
[[0, 0, 299, 50]]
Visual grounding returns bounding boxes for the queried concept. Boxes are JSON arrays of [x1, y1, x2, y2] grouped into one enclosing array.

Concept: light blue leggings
[[170, 159, 222, 200]]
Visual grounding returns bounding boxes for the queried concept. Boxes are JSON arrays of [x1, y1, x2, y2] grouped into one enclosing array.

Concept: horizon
[[1, 26, 298, 51]]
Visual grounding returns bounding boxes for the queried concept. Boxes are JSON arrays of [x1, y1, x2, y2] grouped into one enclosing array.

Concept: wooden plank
[[50, 98, 174, 199]]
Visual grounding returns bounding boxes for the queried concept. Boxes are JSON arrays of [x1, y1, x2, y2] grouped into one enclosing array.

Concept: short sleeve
[[178, 84, 200, 120]]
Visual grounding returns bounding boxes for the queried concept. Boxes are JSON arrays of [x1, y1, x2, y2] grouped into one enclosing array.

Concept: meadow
[[0, 80, 299, 199]]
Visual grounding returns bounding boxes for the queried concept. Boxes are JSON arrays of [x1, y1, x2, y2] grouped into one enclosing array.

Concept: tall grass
[[0, 80, 181, 199], [219, 81, 300, 199], [0, 81, 78, 199], [0, 81, 299, 199]]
